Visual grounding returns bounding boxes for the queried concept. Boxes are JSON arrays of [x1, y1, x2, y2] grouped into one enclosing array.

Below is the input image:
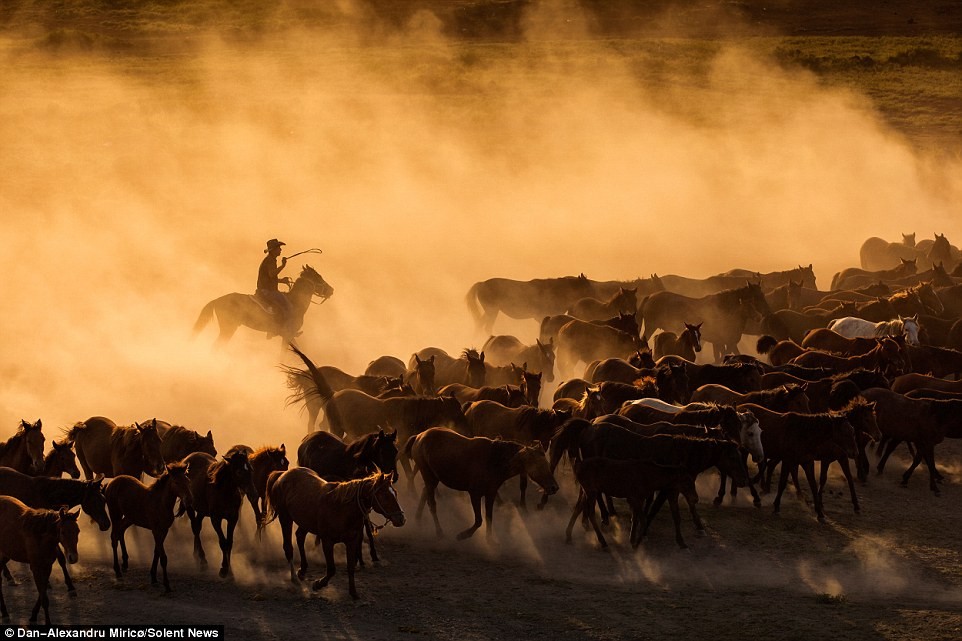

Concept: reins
[[357, 484, 404, 535]]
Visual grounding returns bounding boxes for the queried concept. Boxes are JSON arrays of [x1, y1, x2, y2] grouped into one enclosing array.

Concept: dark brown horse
[[641, 283, 771, 360], [861, 388, 962, 495], [38, 439, 81, 479], [0, 419, 45, 475], [832, 258, 917, 291], [405, 355, 437, 396], [758, 303, 858, 343], [183, 450, 259, 577], [756, 336, 807, 367], [652, 323, 702, 362], [226, 444, 289, 516], [720, 265, 817, 291], [566, 287, 638, 322], [409, 348, 487, 389], [263, 468, 403, 599], [193, 264, 333, 344], [105, 463, 193, 591], [904, 344, 962, 378], [566, 457, 697, 549], [740, 403, 858, 521], [466, 274, 597, 334], [154, 421, 216, 463], [0, 499, 79, 624], [859, 234, 918, 271], [690, 384, 811, 413], [540, 311, 640, 346], [67, 417, 165, 480], [800, 328, 882, 355], [0, 468, 108, 595], [892, 373, 962, 395], [657, 356, 762, 395], [791, 337, 906, 377], [404, 428, 558, 539], [364, 355, 406, 378]]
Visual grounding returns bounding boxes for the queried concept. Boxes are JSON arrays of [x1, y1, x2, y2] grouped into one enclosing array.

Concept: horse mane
[[251, 445, 285, 463], [461, 348, 481, 361], [207, 458, 233, 488], [873, 319, 903, 337], [488, 439, 523, 473], [326, 471, 381, 504], [631, 376, 658, 391], [63, 422, 85, 444]]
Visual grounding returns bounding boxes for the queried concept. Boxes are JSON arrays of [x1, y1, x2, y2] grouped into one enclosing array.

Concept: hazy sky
[[1, 4, 959, 447]]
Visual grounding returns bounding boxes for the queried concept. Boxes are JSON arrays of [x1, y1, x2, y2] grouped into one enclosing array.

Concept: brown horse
[[756, 336, 806, 367], [556, 317, 643, 377], [0, 469, 108, 595], [183, 450, 259, 577], [892, 373, 962, 395], [105, 462, 193, 591], [409, 348, 487, 389], [652, 323, 702, 362], [800, 328, 881, 356], [904, 344, 962, 378], [791, 337, 906, 377], [0, 419, 45, 475], [286, 363, 405, 431], [263, 468, 404, 599], [861, 388, 962, 495], [690, 384, 811, 413], [154, 421, 216, 463], [38, 439, 81, 479], [832, 258, 918, 291], [566, 287, 638, 322], [480, 335, 556, 383], [463, 401, 570, 508], [364, 355, 406, 378], [466, 274, 597, 334], [193, 264, 333, 345], [67, 417, 165, 480], [859, 234, 918, 271], [405, 355, 438, 396], [740, 403, 858, 521], [566, 457, 697, 549], [439, 383, 527, 408], [541, 311, 640, 346], [641, 283, 771, 360], [0, 499, 80, 624], [226, 444, 289, 516], [404, 428, 558, 539]]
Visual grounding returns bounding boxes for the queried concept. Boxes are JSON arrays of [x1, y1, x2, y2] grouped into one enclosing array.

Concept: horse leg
[[29, 562, 53, 625], [484, 492, 496, 538], [189, 511, 207, 568], [518, 473, 528, 510], [584, 492, 607, 550], [900, 446, 926, 489], [152, 529, 172, 591], [565, 490, 586, 543], [312, 539, 336, 590], [362, 520, 378, 567], [684, 490, 706, 535], [346, 536, 360, 600], [1, 561, 15, 586], [307, 403, 320, 434], [714, 473, 728, 506], [420, 474, 443, 538], [295, 526, 310, 580], [111, 520, 130, 577], [856, 441, 870, 483], [837, 456, 860, 514], [773, 464, 791, 515], [668, 492, 688, 549], [877, 438, 901, 475], [279, 516, 297, 583], [642, 489, 669, 541], [211, 516, 233, 578], [456, 492, 484, 540], [216, 322, 240, 346], [55, 546, 76, 595], [76, 446, 94, 481], [818, 459, 832, 496], [801, 461, 824, 522]]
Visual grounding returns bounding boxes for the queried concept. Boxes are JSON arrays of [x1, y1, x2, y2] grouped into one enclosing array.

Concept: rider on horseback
[[257, 238, 295, 338]]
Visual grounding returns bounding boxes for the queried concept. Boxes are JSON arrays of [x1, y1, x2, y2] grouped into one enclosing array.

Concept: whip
[[283, 248, 323, 260]]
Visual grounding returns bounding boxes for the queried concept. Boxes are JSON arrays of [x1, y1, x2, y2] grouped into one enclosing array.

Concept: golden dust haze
[[1, 2, 960, 447]]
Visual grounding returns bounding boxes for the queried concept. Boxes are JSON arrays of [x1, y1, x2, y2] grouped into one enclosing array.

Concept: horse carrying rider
[[257, 238, 295, 337]]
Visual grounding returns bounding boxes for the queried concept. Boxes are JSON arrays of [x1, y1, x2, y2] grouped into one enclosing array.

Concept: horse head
[[165, 462, 194, 509], [517, 443, 559, 496], [137, 419, 166, 478], [82, 479, 111, 531], [300, 265, 334, 301], [49, 439, 81, 479], [902, 232, 916, 247], [737, 410, 764, 462], [369, 471, 405, 527], [684, 322, 703, 353], [413, 355, 438, 395], [57, 507, 82, 565], [19, 419, 45, 474]]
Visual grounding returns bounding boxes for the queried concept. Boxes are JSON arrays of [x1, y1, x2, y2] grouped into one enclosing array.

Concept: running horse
[[193, 265, 334, 345]]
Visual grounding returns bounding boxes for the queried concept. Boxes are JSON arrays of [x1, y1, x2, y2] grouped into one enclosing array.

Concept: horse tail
[[465, 282, 484, 328], [830, 271, 841, 291], [756, 335, 779, 355], [192, 300, 216, 334], [63, 421, 85, 444], [401, 433, 418, 463], [289, 344, 335, 405], [260, 470, 284, 531]]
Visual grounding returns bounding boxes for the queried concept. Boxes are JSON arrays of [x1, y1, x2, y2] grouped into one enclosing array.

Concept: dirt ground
[[3, 438, 962, 640]]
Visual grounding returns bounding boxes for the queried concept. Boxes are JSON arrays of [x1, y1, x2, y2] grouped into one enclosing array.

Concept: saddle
[[250, 292, 277, 315]]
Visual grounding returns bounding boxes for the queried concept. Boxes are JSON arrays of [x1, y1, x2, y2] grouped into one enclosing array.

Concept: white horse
[[827, 315, 920, 346]]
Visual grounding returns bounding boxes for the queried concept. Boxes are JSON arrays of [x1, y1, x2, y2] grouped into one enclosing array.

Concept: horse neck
[[287, 279, 315, 314], [149, 475, 181, 512], [34, 477, 85, 508]]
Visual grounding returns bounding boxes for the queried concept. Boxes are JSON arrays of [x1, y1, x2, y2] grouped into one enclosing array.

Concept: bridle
[[357, 483, 404, 534]]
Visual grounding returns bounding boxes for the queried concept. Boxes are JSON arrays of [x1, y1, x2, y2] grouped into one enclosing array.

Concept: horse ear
[[522, 362, 528, 371], [479, 352, 485, 362], [429, 355, 435, 363], [279, 443, 286, 453], [378, 428, 385, 437], [206, 430, 212, 439], [415, 355, 422, 364], [36, 418, 42, 429]]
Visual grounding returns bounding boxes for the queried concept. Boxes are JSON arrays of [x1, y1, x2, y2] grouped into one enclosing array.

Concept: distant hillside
[[2, 0, 961, 41]]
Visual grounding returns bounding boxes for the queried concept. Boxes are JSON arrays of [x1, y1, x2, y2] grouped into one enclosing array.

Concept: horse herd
[[5, 232, 962, 624]]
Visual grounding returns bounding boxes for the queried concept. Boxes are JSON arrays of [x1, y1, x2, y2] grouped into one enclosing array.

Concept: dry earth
[[3, 440, 962, 640]]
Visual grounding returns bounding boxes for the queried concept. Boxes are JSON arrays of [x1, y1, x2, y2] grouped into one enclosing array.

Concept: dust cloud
[[1, 1, 960, 451]]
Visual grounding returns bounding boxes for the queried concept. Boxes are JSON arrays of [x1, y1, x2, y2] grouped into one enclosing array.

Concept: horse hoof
[[455, 532, 473, 541], [817, 516, 826, 524], [296, 570, 307, 580], [753, 499, 762, 508], [68, 589, 78, 598], [218, 568, 229, 579], [696, 529, 707, 537], [535, 504, 545, 512], [712, 497, 723, 507], [311, 579, 327, 591]]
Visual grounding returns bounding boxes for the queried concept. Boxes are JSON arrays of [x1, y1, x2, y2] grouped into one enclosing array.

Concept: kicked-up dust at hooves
[[1, 0, 962, 637]]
